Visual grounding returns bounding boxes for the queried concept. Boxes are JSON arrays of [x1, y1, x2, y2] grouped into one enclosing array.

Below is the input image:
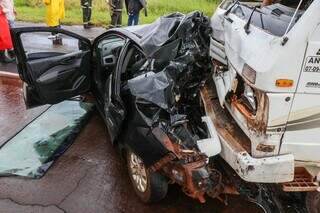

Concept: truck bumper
[[220, 137, 295, 183]]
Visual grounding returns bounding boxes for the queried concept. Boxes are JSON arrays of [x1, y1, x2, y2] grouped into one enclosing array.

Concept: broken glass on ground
[[0, 100, 94, 178]]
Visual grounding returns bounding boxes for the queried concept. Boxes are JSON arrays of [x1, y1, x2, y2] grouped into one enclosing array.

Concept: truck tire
[[306, 192, 320, 213], [126, 149, 168, 203]]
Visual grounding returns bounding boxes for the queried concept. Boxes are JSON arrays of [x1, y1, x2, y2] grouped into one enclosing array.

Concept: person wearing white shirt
[[0, 0, 15, 28]]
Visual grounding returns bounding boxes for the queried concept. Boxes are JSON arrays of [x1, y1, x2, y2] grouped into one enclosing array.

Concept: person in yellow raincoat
[[43, 0, 65, 44], [43, 0, 65, 27]]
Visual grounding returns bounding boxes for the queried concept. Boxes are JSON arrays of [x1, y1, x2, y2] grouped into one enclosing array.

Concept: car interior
[[118, 44, 148, 105], [94, 36, 125, 99], [93, 36, 150, 114]]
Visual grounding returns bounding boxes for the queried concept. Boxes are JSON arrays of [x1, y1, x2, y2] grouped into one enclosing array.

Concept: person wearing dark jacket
[[108, 0, 123, 28], [125, 0, 146, 26], [81, 0, 94, 29]]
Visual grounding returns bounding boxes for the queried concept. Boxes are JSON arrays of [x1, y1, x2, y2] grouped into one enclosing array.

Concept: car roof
[[104, 12, 198, 57]]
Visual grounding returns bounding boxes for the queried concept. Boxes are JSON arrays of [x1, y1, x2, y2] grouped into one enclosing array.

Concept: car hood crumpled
[[125, 12, 211, 58], [120, 11, 213, 167]]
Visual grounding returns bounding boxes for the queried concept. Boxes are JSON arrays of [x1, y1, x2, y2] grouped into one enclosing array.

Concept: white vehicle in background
[[207, 0, 320, 211]]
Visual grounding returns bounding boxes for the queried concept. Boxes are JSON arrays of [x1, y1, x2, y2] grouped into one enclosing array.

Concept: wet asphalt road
[[0, 62, 16, 73], [0, 74, 49, 146], [0, 23, 264, 213]]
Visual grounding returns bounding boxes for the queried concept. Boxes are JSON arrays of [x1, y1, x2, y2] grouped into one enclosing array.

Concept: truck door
[[281, 24, 320, 162]]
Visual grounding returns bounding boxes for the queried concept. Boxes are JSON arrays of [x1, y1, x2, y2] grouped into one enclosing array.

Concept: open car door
[[11, 27, 92, 108]]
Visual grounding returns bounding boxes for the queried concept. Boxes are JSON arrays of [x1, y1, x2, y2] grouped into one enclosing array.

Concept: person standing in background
[[43, 0, 65, 45], [125, 0, 147, 26], [107, 0, 123, 28], [0, 0, 15, 28], [0, 0, 16, 62], [81, 0, 94, 29], [0, 5, 13, 63]]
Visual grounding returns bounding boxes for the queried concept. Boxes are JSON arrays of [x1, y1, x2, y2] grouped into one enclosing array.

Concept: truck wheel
[[126, 150, 168, 203], [306, 192, 320, 213]]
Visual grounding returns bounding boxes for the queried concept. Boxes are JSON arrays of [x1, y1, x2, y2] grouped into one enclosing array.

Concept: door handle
[[60, 56, 77, 65]]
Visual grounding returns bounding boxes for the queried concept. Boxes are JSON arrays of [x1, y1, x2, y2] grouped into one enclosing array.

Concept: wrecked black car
[[12, 12, 223, 203]]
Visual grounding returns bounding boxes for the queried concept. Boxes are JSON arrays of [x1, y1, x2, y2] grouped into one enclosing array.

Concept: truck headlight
[[243, 84, 257, 112], [242, 64, 256, 84]]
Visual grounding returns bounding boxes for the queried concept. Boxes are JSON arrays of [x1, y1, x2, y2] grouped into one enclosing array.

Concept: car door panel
[[25, 50, 91, 104], [27, 51, 86, 80], [11, 27, 92, 108], [27, 52, 65, 60]]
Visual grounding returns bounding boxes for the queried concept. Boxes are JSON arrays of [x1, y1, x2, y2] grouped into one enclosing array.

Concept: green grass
[[14, 0, 220, 27]]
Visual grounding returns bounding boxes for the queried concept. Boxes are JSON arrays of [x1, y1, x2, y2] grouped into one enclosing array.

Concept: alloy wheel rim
[[129, 152, 148, 193]]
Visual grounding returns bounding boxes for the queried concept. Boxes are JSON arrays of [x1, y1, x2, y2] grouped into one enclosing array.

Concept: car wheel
[[126, 149, 168, 203], [306, 192, 320, 213]]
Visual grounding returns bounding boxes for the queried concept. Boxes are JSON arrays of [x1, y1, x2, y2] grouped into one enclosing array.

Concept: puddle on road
[[0, 74, 49, 146]]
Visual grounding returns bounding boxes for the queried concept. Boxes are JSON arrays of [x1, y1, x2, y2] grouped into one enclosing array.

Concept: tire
[[126, 149, 168, 203], [306, 192, 320, 213]]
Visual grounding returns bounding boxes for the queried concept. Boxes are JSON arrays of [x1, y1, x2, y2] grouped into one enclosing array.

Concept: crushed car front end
[[112, 12, 226, 202]]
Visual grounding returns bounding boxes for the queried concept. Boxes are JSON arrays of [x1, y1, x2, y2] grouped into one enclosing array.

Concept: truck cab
[[208, 0, 320, 201]]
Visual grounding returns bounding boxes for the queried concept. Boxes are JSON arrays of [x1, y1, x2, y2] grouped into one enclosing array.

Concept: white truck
[[207, 0, 319, 211]]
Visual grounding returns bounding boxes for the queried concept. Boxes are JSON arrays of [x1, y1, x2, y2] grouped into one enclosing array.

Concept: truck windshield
[[230, 0, 312, 36]]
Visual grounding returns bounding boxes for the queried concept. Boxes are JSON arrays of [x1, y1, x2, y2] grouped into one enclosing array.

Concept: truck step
[[282, 167, 319, 192]]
